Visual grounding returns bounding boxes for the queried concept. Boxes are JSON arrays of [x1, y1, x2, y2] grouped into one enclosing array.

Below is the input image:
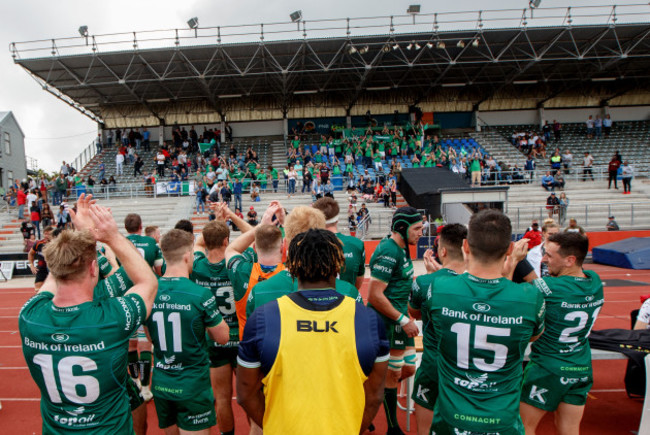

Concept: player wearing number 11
[[520, 232, 604, 435], [145, 229, 229, 434], [20, 194, 158, 434], [429, 210, 545, 435]]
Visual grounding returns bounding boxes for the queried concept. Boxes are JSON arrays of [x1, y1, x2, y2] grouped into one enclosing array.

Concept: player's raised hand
[[88, 204, 119, 243], [510, 238, 529, 263], [423, 249, 442, 274], [261, 203, 281, 225], [69, 193, 96, 232]]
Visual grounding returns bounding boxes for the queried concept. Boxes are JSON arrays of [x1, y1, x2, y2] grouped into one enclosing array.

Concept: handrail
[[10, 4, 647, 60]]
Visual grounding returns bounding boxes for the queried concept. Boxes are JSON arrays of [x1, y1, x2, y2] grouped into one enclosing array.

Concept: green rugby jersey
[[410, 268, 458, 366], [430, 273, 545, 433], [145, 277, 223, 400], [227, 250, 255, 303], [191, 251, 239, 347], [245, 269, 363, 316], [20, 291, 146, 434], [530, 270, 604, 374], [93, 267, 133, 300], [368, 237, 414, 320], [335, 233, 366, 286], [126, 234, 162, 269]]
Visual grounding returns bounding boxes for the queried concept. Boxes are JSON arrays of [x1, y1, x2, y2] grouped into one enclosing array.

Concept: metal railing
[[72, 140, 100, 175], [508, 201, 650, 233], [10, 5, 647, 59]]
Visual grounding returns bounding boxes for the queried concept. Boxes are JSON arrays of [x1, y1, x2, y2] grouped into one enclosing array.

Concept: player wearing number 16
[[429, 210, 546, 435], [20, 194, 158, 434], [520, 232, 604, 435], [145, 229, 229, 435]]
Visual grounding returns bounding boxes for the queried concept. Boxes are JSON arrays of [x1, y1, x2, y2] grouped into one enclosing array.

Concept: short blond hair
[[160, 229, 194, 265], [254, 224, 283, 255], [284, 206, 326, 243], [202, 221, 230, 250], [44, 230, 96, 281], [144, 225, 159, 238]]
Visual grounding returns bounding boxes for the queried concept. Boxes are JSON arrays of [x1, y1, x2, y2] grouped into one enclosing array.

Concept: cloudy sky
[[0, 0, 637, 172]]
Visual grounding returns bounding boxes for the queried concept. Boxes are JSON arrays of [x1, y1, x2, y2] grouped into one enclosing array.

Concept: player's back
[[145, 277, 221, 400], [531, 270, 604, 372], [367, 237, 413, 316], [430, 273, 545, 433], [335, 232, 366, 286], [20, 291, 144, 434], [126, 234, 161, 268]]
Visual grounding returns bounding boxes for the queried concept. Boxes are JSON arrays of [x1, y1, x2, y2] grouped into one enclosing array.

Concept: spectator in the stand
[[107, 130, 114, 147], [524, 155, 536, 184], [233, 178, 243, 211], [108, 175, 117, 192], [561, 149, 573, 174], [565, 218, 586, 235], [586, 115, 594, 138], [40, 203, 54, 228], [606, 215, 620, 231], [603, 114, 613, 136], [269, 165, 279, 193], [558, 192, 569, 226], [553, 120, 562, 142], [545, 191, 560, 218], [549, 149, 562, 172], [220, 182, 232, 207], [247, 206, 258, 226], [86, 175, 95, 196], [469, 152, 482, 187], [16, 187, 26, 219], [302, 168, 313, 195], [312, 179, 324, 200], [553, 170, 565, 190], [541, 171, 556, 191], [115, 151, 124, 176], [55, 205, 69, 229], [582, 152, 594, 181], [134, 154, 144, 177], [196, 182, 207, 214], [250, 182, 261, 202], [542, 121, 551, 142], [287, 165, 297, 198], [621, 161, 633, 194], [595, 115, 603, 138], [30, 203, 41, 239], [324, 179, 335, 199], [156, 148, 166, 177], [608, 154, 621, 189]]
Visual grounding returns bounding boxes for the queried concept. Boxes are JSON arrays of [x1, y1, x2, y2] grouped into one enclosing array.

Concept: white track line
[[0, 398, 39, 401], [591, 389, 626, 393], [0, 367, 28, 370], [0, 345, 21, 348]]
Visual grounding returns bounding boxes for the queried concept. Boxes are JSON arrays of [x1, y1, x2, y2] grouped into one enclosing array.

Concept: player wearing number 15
[[520, 232, 604, 435], [20, 194, 158, 434], [145, 229, 229, 434], [429, 210, 545, 435]]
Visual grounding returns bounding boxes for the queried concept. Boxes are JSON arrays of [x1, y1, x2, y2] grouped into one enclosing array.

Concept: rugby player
[[145, 229, 229, 435], [521, 232, 604, 435], [190, 216, 251, 435], [245, 205, 362, 317], [367, 206, 422, 435], [124, 213, 164, 400], [428, 209, 545, 434], [237, 228, 389, 433], [226, 202, 286, 339], [408, 223, 467, 435], [20, 194, 158, 433], [312, 197, 366, 289]]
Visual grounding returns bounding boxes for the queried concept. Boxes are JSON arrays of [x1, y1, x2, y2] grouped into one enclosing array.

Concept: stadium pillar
[[346, 108, 352, 129], [220, 116, 226, 143], [158, 124, 164, 146], [603, 104, 610, 116], [537, 105, 545, 129], [473, 105, 481, 132], [283, 115, 288, 139]]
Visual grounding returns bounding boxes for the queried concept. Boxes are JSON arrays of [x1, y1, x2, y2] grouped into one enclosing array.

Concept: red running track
[[1, 264, 648, 434]]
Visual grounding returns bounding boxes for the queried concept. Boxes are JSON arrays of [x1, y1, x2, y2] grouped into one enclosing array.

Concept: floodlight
[[349, 45, 358, 54], [290, 10, 302, 22], [529, 0, 541, 8], [407, 43, 413, 50], [383, 44, 391, 53], [436, 41, 446, 49], [457, 40, 465, 48], [426, 42, 434, 49], [360, 45, 369, 54], [392, 43, 400, 50], [187, 17, 199, 29], [472, 38, 480, 47], [414, 42, 421, 50], [407, 5, 421, 14], [78, 26, 88, 37]]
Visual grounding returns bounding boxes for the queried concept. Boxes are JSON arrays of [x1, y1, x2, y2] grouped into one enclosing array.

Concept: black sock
[[128, 351, 139, 378], [139, 351, 152, 386], [221, 431, 235, 435], [383, 387, 399, 429]]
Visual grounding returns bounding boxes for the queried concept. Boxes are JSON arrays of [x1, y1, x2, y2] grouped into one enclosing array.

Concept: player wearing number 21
[[20, 194, 158, 434], [520, 232, 604, 435], [428, 210, 546, 435], [145, 229, 229, 434]]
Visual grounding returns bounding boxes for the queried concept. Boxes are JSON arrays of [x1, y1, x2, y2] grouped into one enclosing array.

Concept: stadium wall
[[478, 105, 650, 127]]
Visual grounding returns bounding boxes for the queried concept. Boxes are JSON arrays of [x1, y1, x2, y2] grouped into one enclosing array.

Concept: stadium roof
[[10, 4, 650, 128]]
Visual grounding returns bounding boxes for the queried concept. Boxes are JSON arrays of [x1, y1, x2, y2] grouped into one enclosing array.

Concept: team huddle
[[18, 194, 603, 435]]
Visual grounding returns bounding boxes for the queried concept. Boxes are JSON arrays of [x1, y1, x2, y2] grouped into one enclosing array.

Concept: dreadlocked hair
[[287, 228, 345, 283]]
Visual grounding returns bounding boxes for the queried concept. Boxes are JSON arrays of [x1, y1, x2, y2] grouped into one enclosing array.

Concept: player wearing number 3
[[145, 229, 229, 434], [520, 232, 604, 435], [20, 194, 158, 434], [429, 210, 546, 435]]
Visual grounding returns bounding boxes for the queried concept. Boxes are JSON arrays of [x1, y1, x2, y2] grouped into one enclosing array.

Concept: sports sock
[[383, 387, 400, 430], [128, 351, 139, 379], [139, 351, 153, 386], [221, 431, 235, 435]]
